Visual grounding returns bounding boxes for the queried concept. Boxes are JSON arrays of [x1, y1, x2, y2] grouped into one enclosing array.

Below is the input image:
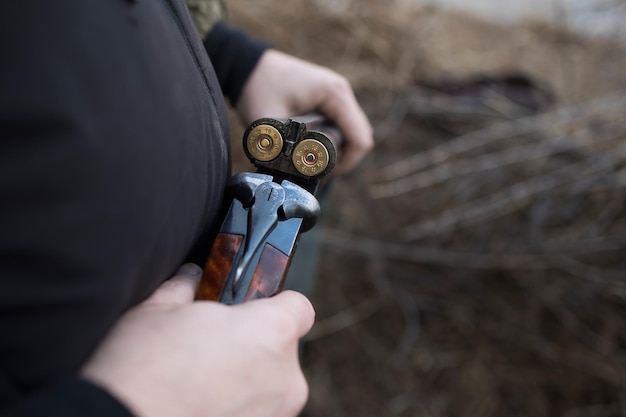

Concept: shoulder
[[186, 0, 227, 39]]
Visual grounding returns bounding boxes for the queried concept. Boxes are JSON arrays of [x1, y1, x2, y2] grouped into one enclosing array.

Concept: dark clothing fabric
[[0, 0, 263, 415], [204, 22, 270, 105], [2, 379, 133, 417]]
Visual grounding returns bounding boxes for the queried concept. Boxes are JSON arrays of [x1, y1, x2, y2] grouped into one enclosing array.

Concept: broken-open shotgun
[[195, 115, 339, 304]]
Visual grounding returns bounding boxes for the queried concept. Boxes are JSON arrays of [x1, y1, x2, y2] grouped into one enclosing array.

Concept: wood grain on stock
[[196, 233, 242, 301], [196, 234, 290, 303], [243, 243, 290, 301]]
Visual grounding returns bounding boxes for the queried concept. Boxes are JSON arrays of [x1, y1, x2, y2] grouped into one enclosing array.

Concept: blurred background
[[226, 1, 626, 416]]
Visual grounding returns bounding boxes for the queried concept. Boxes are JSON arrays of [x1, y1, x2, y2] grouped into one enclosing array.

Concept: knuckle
[[322, 71, 351, 95], [284, 372, 309, 415], [363, 136, 375, 152], [267, 292, 314, 340], [268, 310, 299, 340], [351, 135, 374, 155], [332, 75, 352, 93], [358, 125, 375, 151]]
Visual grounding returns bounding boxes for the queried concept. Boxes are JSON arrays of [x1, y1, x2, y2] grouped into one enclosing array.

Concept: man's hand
[[81, 264, 314, 417], [237, 49, 374, 175]]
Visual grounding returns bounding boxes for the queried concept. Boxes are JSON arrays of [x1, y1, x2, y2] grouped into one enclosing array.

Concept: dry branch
[[321, 230, 626, 287], [399, 156, 621, 240], [375, 93, 626, 182], [370, 124, 626, 199]]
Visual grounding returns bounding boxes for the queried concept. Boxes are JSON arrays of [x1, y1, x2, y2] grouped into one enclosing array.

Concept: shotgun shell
[[292, 138, 329, 176], [246, 124, 283, 162]]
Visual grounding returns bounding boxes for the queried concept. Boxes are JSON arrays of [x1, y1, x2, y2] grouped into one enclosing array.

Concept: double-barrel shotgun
[[195, 115, 339, 304]]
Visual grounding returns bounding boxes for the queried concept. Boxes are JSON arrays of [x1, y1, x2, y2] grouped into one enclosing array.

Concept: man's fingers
[[319, 79, 374, 175], [240, 290, 316, 339], [335, 107, 374, 174], [271, 291, 316, 337], [145, 263, 203, 306]]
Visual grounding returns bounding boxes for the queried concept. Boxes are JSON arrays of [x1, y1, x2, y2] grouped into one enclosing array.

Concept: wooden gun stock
[[196, 233, 290, 302]]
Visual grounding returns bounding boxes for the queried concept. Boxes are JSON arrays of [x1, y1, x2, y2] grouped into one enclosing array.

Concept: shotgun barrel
[[196, 116, 341, 304]]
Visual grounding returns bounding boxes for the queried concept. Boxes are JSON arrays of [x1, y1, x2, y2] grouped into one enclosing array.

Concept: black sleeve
[[203, 22, 271, 106], [1, 379, 133, 417]]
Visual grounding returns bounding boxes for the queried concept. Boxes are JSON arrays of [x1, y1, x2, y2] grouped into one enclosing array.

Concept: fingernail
[[176, 263, 203, 277]]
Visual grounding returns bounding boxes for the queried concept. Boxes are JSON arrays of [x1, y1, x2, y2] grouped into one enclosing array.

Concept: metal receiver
[[196, 116, 339, 304]]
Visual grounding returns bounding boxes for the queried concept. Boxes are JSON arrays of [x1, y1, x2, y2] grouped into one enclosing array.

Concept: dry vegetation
[[228, 1, 626, 416]]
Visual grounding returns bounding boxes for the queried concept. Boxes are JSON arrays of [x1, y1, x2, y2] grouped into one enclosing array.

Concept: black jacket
[[0, 1, 267, 415]]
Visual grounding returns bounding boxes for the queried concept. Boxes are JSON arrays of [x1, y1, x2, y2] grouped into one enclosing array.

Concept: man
[[0, 1, 373, 416]]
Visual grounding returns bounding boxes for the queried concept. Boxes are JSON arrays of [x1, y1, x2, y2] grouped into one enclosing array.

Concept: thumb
[[239, 291, 316, 339], [145, 263, 203, 306]]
